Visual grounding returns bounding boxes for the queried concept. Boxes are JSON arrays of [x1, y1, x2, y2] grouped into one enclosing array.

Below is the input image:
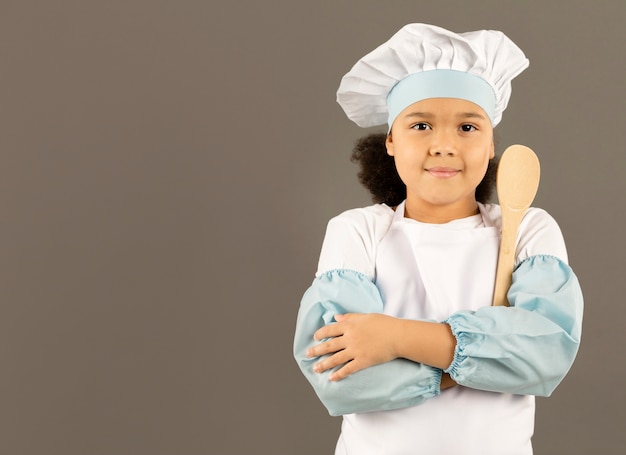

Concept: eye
[[460, 124, 477, 132], [411, 122, 430, 131]]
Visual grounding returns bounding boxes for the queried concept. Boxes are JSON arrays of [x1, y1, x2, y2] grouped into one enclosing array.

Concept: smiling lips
[[425, 166, 460, 178]]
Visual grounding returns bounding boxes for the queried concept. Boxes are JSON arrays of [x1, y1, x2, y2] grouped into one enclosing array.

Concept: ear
[[385, 133, 395, 156], [489, 138, 495, 159]]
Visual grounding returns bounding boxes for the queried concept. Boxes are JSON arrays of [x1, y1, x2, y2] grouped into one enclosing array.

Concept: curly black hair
[[351, 133, 498, 206]]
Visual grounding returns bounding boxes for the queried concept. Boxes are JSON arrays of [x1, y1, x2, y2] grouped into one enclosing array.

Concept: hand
[[305, 313, 400, 381]]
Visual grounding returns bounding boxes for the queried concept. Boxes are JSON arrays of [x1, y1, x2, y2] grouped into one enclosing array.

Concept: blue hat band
[[386, 69, 496, 129]]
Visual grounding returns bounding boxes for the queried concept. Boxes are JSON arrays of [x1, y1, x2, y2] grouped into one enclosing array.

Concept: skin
[[306, 98, 495, 384], [387, 97, 495, 223]]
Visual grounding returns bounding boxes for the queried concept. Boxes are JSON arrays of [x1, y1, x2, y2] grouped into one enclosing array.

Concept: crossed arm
[[307, 313, 456, 382], [293, 255, 583, 416]]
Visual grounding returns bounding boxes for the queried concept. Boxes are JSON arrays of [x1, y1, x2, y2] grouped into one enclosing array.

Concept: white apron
[[335, 202, 534, 455]]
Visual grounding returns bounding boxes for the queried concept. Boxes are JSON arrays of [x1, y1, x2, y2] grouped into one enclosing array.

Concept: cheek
[[392, 154, 419, 183], [475, 145, 493, 165], [392, 157, 409, 185], [467, 149, 492, 179]]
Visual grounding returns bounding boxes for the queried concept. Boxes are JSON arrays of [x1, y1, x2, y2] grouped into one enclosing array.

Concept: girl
[[293, 23, 583, 454]]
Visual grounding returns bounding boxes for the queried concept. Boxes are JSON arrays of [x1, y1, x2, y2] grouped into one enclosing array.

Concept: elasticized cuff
[[442, 317, 472, 382], [440, 254, 583, 395]]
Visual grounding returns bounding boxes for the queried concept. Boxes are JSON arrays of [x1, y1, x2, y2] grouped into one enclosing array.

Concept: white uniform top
[[316, 201, 568, 455]]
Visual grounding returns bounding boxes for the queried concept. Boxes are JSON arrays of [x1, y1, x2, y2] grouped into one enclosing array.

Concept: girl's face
[[386, 97, 495, 223]]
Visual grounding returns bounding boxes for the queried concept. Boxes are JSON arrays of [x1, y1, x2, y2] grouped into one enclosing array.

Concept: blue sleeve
[[444, 255, 583, 396], [293, 269, 442, 416]]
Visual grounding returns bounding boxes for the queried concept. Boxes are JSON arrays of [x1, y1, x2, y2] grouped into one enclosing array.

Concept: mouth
[[425, 167, 460, 178]]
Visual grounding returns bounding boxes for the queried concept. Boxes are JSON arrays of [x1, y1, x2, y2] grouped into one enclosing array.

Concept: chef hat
[[336, 23, 529, 129]]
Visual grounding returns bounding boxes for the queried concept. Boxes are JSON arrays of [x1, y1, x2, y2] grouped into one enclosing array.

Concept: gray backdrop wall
[[1, 1, 624, 454]]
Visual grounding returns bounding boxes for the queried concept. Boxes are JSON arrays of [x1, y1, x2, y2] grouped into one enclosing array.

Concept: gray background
[[0, 1, 624, 454]]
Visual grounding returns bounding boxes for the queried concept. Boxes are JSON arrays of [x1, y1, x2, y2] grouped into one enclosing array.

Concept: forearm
[[392, 319, 456, 370], [444, 255, 583, 396], [392, 256, 582, 397], [385, 319, 458, 391]]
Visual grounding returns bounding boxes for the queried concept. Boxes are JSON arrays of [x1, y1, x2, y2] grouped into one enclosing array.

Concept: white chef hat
[[336, 23, 529, 129]]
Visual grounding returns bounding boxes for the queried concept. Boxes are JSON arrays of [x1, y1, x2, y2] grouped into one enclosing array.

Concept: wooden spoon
[[492, 145, 541, 306]]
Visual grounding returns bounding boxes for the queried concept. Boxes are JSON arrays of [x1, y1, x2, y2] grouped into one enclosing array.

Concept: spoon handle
[[492, 208, 525, 306]]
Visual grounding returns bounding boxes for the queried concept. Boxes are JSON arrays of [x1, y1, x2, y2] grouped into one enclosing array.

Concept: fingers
[[328, 361, 360, 382], [306, 335, 354, 378], [313, 349, 352, 375], [305, 313, 363, 381], [313, 313, 352, 341], [306, 333, 344, 359], [314, 356, 363, 382]]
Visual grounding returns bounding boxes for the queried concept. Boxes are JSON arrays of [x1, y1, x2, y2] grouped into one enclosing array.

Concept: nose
[[428, 130, 457, 156]]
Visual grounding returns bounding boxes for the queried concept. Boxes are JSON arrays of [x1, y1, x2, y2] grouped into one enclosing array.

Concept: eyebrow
[[403, 111, 487, 120]]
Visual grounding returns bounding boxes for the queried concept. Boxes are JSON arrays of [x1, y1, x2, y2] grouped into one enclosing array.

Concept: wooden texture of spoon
[[492, 145, 541, 306]]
